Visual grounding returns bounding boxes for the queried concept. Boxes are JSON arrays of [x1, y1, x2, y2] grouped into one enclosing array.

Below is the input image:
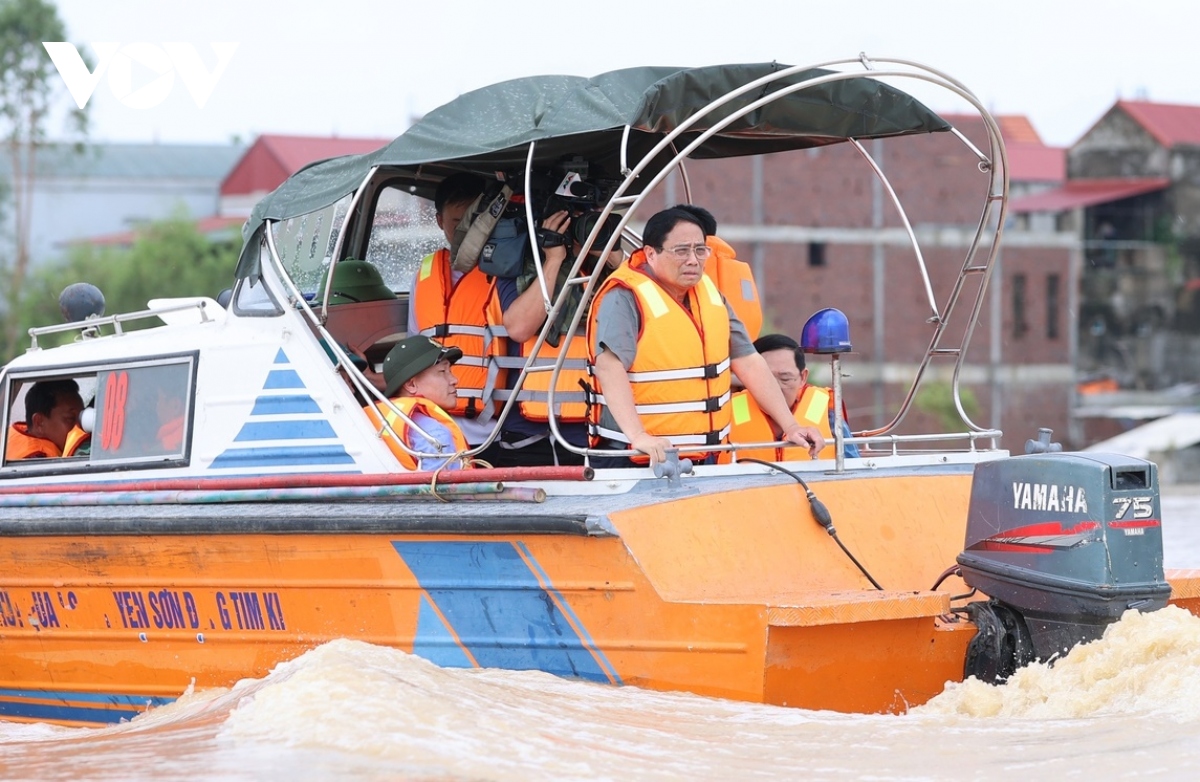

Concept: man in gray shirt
[[589, 206, 824, 466]]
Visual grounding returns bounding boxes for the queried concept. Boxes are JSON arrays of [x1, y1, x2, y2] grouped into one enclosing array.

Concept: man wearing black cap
[[363, 335, 470, 472]]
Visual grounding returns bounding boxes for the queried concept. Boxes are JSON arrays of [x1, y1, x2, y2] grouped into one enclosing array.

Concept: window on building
[[808, 242, 826, 267], [1012, 273, 1028, 339], [1046, 273, 1061, 340]]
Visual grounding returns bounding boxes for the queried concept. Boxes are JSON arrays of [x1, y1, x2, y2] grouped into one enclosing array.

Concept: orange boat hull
[[2, 472, 1197, 725]]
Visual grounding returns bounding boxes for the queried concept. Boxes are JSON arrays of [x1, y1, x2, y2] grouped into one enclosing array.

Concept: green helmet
[[321, 260, 396, 305]]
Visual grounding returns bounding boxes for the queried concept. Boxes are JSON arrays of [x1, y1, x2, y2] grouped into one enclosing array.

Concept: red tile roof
[[940, 114, 1045, 145], [939, 113, 1063, 183], [1009, 177, 1169, 213], [220, 134, 391, 197], [1007, 142, 1065, 183], [1115, 100, 1200, 148], [995, 115, 1043, 145]]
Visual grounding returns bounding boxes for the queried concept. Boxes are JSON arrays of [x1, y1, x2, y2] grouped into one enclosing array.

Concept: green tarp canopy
[[239, 62, 950, 275]]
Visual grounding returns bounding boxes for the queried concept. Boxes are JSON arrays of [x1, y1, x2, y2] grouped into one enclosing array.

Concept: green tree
[[914, 380, 980, 432], [0, 0, 88, 352], [11, 216, 240, 355]]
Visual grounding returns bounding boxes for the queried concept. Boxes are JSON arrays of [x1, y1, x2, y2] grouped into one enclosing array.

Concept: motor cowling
[[958, 452, 1170, 678]]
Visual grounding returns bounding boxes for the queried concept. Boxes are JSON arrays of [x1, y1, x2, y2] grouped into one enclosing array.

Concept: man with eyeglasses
[[726, 333, 860, 462], [586, 206, 824, 467]]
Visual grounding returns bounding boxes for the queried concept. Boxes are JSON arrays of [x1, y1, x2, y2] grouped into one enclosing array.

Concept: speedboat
[[2, 57, 1195, 727]]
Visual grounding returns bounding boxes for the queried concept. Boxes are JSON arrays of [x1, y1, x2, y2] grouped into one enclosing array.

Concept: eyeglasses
[[660, 244, 712, 261]]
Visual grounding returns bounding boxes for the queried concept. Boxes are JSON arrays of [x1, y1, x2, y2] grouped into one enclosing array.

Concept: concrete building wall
[[0, 142, 242, 268], [1070, 110, 1167, 178], [25, 177, 219, 261], [1169, 148, 1200, 239]]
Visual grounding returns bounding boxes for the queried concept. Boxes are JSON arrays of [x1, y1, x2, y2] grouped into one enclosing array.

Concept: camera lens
[[572, 211, 619, 250]]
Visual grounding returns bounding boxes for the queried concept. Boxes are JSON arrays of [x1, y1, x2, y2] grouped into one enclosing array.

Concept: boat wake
[[918, 604, 1200, 720], [4, 606, 1200, 780]]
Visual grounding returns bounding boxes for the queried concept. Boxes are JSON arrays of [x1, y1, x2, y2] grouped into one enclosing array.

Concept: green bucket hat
[[321, 260, 396, 305], [382, 335, 463, 397]]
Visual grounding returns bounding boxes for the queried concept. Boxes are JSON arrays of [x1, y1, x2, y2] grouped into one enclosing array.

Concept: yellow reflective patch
[[419, 254, 434, 281], [700, 275, 722, 306], [732, 393, 751, 425], [802, 388, 829, 426], [637, 280, 669, 318]]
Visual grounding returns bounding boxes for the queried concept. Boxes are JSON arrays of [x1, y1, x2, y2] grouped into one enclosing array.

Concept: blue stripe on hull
[[0, 688, 174, 705], [264, 369, 305, 389], [394, 541, 613, 683], [0, 689, 175, 724], [413, 595, 475, 668], [209, 446, 355, 468], [234, 420, 338, 441], [250, 395, 322, 415]]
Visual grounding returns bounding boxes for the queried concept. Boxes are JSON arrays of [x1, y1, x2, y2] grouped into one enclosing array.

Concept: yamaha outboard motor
[[958, 451, 1170, 681]]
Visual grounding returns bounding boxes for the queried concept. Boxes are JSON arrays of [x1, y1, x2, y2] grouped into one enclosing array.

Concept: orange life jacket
[[63, 426, 90, 457], [365, 396, 469, 471], [706, 236, 762, 341], [157, 417, 184, 451], [487, 286, 590, 423], [412, 249, 504, 419], [586, 253, 732, 461], [5, 423, 62, 461], [724, 386, 836, 462]]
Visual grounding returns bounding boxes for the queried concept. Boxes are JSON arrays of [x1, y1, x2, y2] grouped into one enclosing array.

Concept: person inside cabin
[[727, 333, 860, 462], [155, 387, 186, 452], [5, 379, 87, 461], [586, 206, 825, 468], [485, 207, 623, 466], [365, 335, 470, 472], [405, 173, 502, 454], [672, 204, 763, 341]]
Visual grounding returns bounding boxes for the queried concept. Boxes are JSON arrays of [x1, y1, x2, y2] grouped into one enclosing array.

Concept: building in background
[[0, 142, 244, 265], [3, 135, 393, 257], [1012, 100, 1200, 443], [218, 135, 391, 217], [646, 115, 1074, 451]]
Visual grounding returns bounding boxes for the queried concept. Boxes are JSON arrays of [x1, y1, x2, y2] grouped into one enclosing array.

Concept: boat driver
[[726, 333, 860, 462], [364, 335, 470, 472], [586, 206, 825, 467], [4, 378, 87, 461]]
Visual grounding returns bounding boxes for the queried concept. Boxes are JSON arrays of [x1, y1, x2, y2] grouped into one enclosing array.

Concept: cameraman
[[486, 210, 622, 467]]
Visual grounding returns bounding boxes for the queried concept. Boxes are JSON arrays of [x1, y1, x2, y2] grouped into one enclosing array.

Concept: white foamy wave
[[218, 638, 842, 780], [918, 605, 1200, 720], [0, 721, 80, 743], [7, 623, 1200, 781]]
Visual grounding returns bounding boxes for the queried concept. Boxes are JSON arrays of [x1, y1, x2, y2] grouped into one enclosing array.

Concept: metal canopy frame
[[259, 55, 1009, 467]]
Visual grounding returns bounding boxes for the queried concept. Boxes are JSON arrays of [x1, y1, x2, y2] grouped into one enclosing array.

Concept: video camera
[[534, 157, 622, 255], [474, 156, 624, 279]]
